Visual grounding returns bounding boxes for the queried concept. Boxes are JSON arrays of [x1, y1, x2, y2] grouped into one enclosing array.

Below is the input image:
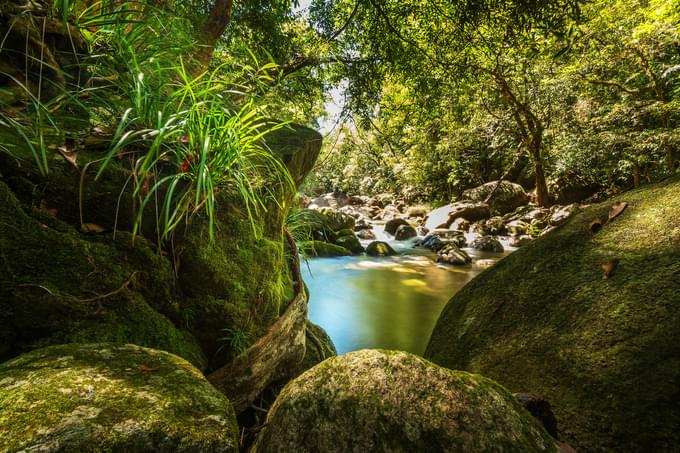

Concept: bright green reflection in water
[[304, 248, 503, 355]]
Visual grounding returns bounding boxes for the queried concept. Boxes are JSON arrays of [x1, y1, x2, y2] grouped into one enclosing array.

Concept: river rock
[[450, 217, 471, 232], [510, 235, 533, 247], [384, 218, 410, 235], [334, 234, 365, 255], [308, 191, 350, 209], [0, 343, 239, 453], [251, 350, 558, 453], [424, 202, 491, 231], [356, 229, 376, 240], [299, 241, 352, 257], [316, 208, 356, 231], [395, 224, 418, 240], [406, 205, 429, 217], [463, 181, 529, 215], [366, 241, 397, 256], [486, 216, 507, 235], [470, 235, 505, 253], [354, 218, 372, 231], [437, 244, 472, 265], [507, 220, 529, 235]]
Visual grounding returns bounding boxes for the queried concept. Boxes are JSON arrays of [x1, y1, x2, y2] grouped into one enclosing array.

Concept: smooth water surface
[[304, 235, 511, 355]]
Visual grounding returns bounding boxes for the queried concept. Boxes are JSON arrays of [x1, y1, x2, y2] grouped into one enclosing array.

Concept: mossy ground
[[425, 177, 680, 452], [0, 343, 238, 452]]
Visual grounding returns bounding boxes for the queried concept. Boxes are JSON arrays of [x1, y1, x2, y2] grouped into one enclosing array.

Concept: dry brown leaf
[[81, 223, 106, 234], [139, 365, 160, 372], [57, 142, 78, 168], [608, 201, 628, 222], [602, 258, 620, 279], [588, 218, 603, 233]]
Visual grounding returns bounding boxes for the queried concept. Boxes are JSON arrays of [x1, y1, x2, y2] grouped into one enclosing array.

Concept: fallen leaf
[[57, 145, 78, 168], [81, 223, 106, 234], [602, 258, 620, 279], [588, 218, 603, 233], [608, 201, 628, 222], [139, 365, 160, 372]]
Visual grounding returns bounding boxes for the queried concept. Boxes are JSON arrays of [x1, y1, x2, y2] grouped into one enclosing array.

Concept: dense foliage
[[305, 0, 680, 205]]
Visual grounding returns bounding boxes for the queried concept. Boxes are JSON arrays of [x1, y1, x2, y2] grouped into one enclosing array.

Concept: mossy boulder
[[366, 241, 397, 256], [252, 350, 558, 453], [298, 321, 337, 373], [0, 343, 238, 452], [0, 181, 205, 368], [425, 177, 680, 452], [334, 233, 365, 255], [462, 181, 529, 215], [299, 240, 352, 257]]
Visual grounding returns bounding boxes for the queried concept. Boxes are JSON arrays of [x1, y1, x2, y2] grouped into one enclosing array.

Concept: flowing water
[[303, 226, 514, 355]]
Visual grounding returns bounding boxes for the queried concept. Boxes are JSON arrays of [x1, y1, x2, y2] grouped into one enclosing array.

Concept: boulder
[[406, 205, 429, 218], [366, 241, 397, 257], [420, 230, 467, 251], [394, 224, 418, 241], [316, 208, 356, 231], [437, 244, 472, 266], [308, 191, 350, 209], [424, 202, 490, 231], [510, 235, 533, 247], [354, 218, 372, 231], [470, 235, 505, 253], [252, 350, 558, 453], [356, 229, 376, 240], [297, 321, 337, 374], [506, 220, 529, 235], [450, 217, 471, 232], [486, 216, 507, 235], [334, 234, 365, 255], [299, 241, 352, 257], [384, 218, 410, 235], [462, 181, 530, 215], [425, 177, 680, 452], [0, 344, 238, 452], [0, 181, 205, 368]]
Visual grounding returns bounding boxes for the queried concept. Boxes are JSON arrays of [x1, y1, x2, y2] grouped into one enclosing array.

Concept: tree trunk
[[196, 0, 234, 64], [529, 135, 550, 207]]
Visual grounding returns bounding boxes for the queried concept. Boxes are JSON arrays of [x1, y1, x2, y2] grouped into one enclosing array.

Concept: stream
[[303, 226, 514, 355]]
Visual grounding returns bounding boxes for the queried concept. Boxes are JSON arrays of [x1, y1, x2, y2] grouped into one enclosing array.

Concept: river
[[303, 227, 513, 355]]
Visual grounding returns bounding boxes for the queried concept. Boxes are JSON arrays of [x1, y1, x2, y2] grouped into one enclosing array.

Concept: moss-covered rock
[[298, 321, 337, 373], [299, 240, 352, 257], [0, 343, 238, 452], [252, 350, 558, 453], [0, 181, 205, 368], [366, 240, 397, 256], [462, 181, 529, 215], [334, 233, 365, 255], [425, 177, 680, 452]]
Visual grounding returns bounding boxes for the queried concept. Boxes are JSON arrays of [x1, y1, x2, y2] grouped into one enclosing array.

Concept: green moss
[[298, 240, 352, 257], [0, 181, 205, 368], [366, 241, 397, 256], [334, 234, 365, 255], [0, 343, 238, 452], [253, 350, 558, 453], [426, 177, 680, 452]]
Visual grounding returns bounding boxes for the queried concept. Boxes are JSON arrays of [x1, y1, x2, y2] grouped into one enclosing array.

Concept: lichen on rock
[[0, 343, 239, 452], [252, 349, 558, 453]]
